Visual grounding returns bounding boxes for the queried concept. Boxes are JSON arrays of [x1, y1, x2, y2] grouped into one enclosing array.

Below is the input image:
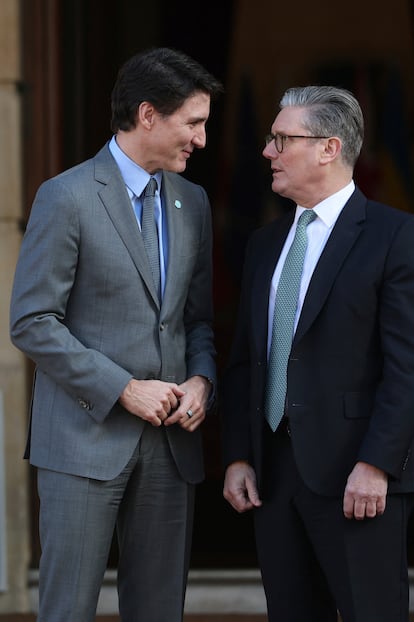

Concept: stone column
[[0, 0, 31, 613]]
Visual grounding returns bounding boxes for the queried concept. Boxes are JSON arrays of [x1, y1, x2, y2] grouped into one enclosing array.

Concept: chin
[[163, 158, 186, 173], [175, 162, 187, 173]]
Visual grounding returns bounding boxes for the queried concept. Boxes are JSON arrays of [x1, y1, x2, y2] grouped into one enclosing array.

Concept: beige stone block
[[0, 365, 31, 613], [0, 216, 30, 611], [0, 0, 21, 81], [0, 222, 22, 367], [0, 86, 22, 220]]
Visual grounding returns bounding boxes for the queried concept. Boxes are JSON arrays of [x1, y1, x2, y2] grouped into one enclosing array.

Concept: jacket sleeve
[[358, 215, 414, 479], [9, 177, 132, 423], [183, 186, 217, 400], [221, 234, 257, 468]]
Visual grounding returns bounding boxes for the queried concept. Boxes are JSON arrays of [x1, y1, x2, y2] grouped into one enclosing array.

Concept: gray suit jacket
[[10, 143, 216, 484]]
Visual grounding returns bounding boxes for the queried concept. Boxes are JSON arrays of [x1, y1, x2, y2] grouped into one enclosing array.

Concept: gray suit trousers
[[36, 424, 195, 622]]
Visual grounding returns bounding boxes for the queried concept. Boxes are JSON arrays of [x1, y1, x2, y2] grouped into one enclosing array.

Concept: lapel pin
[[174, 200, 182, 209]]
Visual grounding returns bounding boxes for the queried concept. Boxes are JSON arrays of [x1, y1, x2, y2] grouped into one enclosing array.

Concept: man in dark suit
[[10, 47, 221, 621], [222, 85, 414, 621]]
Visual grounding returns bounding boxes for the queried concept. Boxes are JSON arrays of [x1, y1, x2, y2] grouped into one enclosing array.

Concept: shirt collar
[[109, 135, 162, 198], [296, 180, 355, 228]]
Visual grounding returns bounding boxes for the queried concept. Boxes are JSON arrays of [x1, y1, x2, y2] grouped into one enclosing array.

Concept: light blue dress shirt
[[109, 135, 168, 298]]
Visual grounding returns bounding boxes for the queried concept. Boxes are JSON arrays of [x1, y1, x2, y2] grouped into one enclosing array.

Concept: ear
[[137, 101, 156, 129], [320, 136, 342, 164]]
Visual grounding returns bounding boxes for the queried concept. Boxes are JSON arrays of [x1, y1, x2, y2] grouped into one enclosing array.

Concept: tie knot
[[144, 177, 157, 198], [297, 209, 316, 228]]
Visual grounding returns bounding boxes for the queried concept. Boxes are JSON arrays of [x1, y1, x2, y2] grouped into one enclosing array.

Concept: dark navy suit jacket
[[222, 187, 414, 496]]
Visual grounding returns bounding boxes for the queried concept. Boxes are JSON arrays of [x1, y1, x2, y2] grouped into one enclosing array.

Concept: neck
[[297, 173, 353, 209], [115, 131, 149, 171]]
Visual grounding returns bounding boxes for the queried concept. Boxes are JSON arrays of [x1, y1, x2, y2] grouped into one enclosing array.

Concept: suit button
[[160, 322, 165, 331]]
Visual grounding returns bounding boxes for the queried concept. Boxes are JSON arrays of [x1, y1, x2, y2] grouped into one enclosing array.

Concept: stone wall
[[0, 0, 31, 613]]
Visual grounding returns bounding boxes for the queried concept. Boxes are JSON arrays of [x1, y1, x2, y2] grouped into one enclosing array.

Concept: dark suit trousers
[[254, 423, 414, 622], [36, 424, 195, 622]]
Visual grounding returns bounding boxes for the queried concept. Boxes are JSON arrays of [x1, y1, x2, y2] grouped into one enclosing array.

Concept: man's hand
[[343, 461, 388, 520], [164, 375, 211, 431], [223, 461, 262, 513], [119, 379, 185, 427]]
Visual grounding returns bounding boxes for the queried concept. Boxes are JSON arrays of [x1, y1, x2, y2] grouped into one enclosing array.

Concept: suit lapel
[[294, 188, 367, 344], [251, 213, 294, 357], [94, 145, 160, 308], [160, 173, 187, 309]]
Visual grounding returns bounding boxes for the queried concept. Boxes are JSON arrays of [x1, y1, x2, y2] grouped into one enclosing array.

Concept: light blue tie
[[265, 209, 316, 431], [141, 178, 160, 300]]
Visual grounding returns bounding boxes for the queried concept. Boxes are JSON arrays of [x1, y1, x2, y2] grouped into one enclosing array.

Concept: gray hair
[[279, 86, 364, 168]]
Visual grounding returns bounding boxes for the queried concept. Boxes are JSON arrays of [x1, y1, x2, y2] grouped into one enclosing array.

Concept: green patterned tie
[[265, 209, 316, 431]]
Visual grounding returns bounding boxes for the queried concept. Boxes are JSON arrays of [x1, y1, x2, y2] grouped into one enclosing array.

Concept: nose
[[263, 141, 277, 160], [193, 126, 206, 148]]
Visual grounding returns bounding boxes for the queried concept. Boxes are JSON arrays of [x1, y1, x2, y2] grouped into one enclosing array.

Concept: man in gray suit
[[10, 47, 222, 622]]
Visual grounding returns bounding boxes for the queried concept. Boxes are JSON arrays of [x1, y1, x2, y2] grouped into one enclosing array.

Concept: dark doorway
[[23, 0, 257, 570]]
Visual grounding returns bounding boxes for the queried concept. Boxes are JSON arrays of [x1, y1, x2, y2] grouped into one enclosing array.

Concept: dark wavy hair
[[111, 47, 223, 133]]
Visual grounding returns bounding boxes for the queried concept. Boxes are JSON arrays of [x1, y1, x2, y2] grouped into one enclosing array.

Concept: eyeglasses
[[264, 132, 330, 153]]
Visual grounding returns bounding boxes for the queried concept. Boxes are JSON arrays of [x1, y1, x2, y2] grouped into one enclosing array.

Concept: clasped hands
[[119, 375, 211, 431]]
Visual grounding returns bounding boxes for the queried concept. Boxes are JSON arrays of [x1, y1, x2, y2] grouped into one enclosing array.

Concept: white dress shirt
[[267, 181, 355, 356]]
